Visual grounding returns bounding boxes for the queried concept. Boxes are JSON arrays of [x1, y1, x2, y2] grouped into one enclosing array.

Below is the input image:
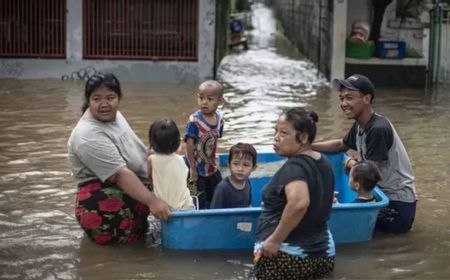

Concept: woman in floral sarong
[[68, 73, 171, 245]]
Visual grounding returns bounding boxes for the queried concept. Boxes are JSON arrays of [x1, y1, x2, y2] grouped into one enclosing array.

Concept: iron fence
[[0, 0, 66, 58], [83, 0, 199, 61]]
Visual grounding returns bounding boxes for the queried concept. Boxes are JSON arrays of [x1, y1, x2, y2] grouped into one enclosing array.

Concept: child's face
[[273, 115, 302, 157], [229, 155, 255, 183], [197, 88, 223, 116]]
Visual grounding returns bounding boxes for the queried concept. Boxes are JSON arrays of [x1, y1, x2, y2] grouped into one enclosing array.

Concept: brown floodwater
[[1, 4, 450, 280]]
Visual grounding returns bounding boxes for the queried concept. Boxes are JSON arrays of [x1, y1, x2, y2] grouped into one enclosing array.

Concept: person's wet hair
[[228, 143, 257, 166], [352, 160, 382, 192], [283, 107, 319, 144], [82, 72, 122, 113], [148, 118, 181, 155]]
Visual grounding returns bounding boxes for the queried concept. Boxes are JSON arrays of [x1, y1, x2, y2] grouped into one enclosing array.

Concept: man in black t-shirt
[[312, 74, 417, 233]]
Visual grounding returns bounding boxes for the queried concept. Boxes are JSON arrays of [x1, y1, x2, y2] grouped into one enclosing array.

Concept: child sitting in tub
[[146, 118, 195, 247], [210, 143, 257, 209], [349, 160, 382, 203]]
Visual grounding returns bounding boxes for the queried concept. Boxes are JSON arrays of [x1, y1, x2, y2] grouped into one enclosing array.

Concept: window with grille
[[83, 0, 198, 61], [0, 0, 66, 58]]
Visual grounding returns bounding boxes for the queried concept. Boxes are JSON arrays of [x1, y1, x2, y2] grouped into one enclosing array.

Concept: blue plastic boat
[[161, 151, 389, 250]]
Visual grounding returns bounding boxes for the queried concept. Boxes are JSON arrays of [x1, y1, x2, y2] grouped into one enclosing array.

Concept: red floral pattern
[[77, 188, 92, 201], [95, 233, 113, 244], [98, 198, 124, 212], [77, 183, 102, 201], [75, 206, 86, 217], [76, 180, 149, 245], [119, 218, 133, 231], [79, 212, 102, 229], [134, 202, 150, 217]]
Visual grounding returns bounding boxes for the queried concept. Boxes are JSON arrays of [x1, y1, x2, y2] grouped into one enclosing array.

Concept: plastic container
[[346, 40, 375, 59], [375, 40, 406, 59], [161, 151, 389, 249]]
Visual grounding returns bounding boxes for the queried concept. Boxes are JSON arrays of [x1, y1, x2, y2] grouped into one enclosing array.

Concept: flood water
[[1, 4, 450, 280]]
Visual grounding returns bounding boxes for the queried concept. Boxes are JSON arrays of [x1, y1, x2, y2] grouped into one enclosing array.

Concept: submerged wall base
[[345, 58, 427, 88]]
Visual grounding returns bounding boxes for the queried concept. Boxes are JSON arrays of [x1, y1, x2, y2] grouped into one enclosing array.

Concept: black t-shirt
[[343, 113, 393, 161], [210, 176, 251, 208], [255, 155, 334, 251]]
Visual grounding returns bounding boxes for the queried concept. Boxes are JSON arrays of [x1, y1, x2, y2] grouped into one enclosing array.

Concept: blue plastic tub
[[161, 151, 388, 249]]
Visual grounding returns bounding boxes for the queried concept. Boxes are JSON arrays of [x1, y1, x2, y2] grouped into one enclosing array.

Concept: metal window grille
[[83, 0, 198, 61], [0, 0, 66, 58]]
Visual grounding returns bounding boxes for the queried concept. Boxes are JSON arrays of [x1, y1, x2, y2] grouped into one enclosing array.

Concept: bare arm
[[185, 138, 198, 182], [109, 167, 171, 220], [311, 139, 348, 153], [261, 180, 310, 257]]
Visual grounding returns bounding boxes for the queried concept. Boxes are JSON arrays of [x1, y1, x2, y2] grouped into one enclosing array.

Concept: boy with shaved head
[[184, 80, 225, 209]]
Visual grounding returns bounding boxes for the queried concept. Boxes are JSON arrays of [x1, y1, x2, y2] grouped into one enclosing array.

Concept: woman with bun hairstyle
[[253, 107, 335, 280]]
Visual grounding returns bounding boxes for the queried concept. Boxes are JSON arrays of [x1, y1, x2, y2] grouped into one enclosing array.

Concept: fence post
[[428, 3, 444, 86]]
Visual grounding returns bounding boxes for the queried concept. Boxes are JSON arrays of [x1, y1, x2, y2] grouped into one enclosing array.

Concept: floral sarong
[[75, 179, 150, 245]]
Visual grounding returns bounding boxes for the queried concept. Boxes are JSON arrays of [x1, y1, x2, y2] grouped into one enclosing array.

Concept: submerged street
[[0, 3, 450, 279]]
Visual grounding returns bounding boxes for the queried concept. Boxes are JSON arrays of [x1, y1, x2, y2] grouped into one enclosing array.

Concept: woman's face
[[273, 115, 301, 157], [89, 87, 120, 122]]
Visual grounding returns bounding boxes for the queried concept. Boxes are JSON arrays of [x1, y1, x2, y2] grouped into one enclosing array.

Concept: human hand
[[261, 236, 281, 257], [344, 156, 357, 173], [149, 198, 172, 221]]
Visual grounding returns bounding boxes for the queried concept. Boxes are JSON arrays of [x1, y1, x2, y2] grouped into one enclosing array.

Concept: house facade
[[0, 0, 221, 83]]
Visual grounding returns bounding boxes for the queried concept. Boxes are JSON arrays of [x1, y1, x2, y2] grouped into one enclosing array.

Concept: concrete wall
[[331, 0, 348, 80], [346, 0, 372, 38], [270, 0, 333, 79], [0, 0, 217, 84], [380, 0, 425, 57]]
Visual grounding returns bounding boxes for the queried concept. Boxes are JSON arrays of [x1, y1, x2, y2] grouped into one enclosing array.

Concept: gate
[[428, 3, 450, 85], [83, 0, 199, 61], [0, 0, 66, 58]]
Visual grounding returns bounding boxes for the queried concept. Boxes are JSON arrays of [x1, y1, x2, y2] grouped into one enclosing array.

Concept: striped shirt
[[184, 110, 224, 177]]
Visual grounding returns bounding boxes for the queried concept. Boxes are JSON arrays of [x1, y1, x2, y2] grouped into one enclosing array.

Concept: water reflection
[[218, 4, 329, 150], [0, 3, 450, 280]]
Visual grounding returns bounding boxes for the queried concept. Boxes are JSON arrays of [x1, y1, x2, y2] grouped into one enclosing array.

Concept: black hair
[[148, 118, 181, 155], [283, 107, 319, 144], [228, 143, 257, 166], [351, 160, 382, 192], [82, 72, 122, 113]]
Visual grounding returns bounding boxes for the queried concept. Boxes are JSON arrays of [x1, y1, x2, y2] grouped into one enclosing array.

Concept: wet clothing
[[184, 110, 224, 208], [210, 176, 252, 209], [377, 200, 416, 233], [254, 154, 335, 279], [253, 251, 335, 280], [68, 111, 150, 244], [184, 110, 224, 177], [149, 153, 194, 210], [343, 113, 417, 232], [75, 180, 149, 245]]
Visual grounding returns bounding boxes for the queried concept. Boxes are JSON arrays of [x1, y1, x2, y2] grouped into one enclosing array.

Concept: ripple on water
[[6, 159, 31, 165], [0, 171, 71, 182]]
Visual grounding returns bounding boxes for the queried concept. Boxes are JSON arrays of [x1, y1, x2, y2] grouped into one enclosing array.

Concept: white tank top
[[150, 153, 194, 210]]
